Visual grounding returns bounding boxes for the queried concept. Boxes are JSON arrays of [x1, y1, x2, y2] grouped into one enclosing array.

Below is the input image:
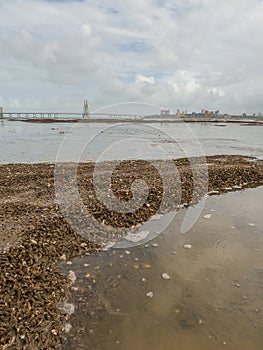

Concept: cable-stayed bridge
[[0, 112, 145, 119], [0, 100, 146, 120]]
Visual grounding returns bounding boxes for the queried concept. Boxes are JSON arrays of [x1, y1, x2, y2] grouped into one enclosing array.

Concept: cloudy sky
[[0, 0, 263, 114]]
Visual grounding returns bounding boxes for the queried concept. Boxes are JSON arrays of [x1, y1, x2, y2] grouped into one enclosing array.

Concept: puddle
[[61, 187, 263, 350]]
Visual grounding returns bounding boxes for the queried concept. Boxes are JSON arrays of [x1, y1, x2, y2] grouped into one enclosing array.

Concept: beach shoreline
[[1, 155, 263, 349]]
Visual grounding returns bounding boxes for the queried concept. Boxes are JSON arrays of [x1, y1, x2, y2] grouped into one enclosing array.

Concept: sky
[[0, 0, 263, 114]]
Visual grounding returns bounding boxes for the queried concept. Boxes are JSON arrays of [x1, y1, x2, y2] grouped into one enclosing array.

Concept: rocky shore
[[1, 155, 263, 349]]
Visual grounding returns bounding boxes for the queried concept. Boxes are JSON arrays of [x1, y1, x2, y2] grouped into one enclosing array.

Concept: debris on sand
[[161, 273, 171, 280], [183, 244, 193, 249], [146, 291, 154, 298], [203, 214, 212, 219]]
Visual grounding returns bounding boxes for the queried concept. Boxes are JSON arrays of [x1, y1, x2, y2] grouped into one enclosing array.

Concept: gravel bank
[[0, 155, 263, 349]]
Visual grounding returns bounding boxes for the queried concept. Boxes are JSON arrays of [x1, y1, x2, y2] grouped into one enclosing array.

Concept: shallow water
[[61, 186, 263, 350], [0, 120, 263, 163]]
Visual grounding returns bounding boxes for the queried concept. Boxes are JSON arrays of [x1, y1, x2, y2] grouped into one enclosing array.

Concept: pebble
[[151, 214, 163, 221], [183, 244, 192, 249], [207, 190, 220, 194], [203, 214, 212, 219], [161, 273, 171, 280], [248, 223, 255, 227], [178, 203, 186, 208], [126, 230, 149, 242], [143, 263, 151, 269], [235, 282, 241, 288], [172, 251, 177, 255], [141, 278, 146, 282], [146, 291, 154, 298], [66, 261, 72, 265], [152, 243, 159, 247], [64, 323, 72, 333], [67, 270, 77, 283], [63, 302, 75, 315], [125, 250, 131, 255]]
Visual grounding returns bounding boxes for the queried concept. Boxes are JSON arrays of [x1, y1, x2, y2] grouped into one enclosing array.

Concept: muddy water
[[1, 120, 263, 163], [61, 187, 263, 350]]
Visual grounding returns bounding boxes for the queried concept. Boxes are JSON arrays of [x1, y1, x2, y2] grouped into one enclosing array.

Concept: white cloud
[[0, 0, 263, 113], [135, 74, 155, 84], [81, 23, 92, 37], [207, 88, 225, 98]]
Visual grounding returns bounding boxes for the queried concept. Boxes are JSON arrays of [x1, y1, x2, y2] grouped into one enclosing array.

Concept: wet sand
[[0, 155, 263, 349]]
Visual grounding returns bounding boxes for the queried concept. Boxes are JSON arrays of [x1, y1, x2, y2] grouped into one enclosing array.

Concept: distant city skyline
[[0, 0, 263, 114]]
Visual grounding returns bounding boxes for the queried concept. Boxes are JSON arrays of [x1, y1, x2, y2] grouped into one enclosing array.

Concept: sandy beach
[[0, 155, 263, 349]]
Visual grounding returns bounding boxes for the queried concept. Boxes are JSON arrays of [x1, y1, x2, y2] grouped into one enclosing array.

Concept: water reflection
[[61, 187, 263, 350]]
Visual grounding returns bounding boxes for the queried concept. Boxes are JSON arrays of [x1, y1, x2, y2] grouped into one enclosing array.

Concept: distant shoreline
[[2, 117, 263, 125]]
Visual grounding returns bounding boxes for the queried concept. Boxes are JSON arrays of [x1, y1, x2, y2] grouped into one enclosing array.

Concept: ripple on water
[[208, 238, 249, 271]]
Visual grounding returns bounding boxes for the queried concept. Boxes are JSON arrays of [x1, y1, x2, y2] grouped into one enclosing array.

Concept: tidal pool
[[61, 187, 263, 350]]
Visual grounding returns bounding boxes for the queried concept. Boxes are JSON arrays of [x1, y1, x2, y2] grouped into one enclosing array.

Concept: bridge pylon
[[82, 99, 90, 118]]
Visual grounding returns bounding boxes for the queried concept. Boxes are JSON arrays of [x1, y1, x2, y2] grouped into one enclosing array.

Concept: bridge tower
[[82, 99, 90, 118]]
